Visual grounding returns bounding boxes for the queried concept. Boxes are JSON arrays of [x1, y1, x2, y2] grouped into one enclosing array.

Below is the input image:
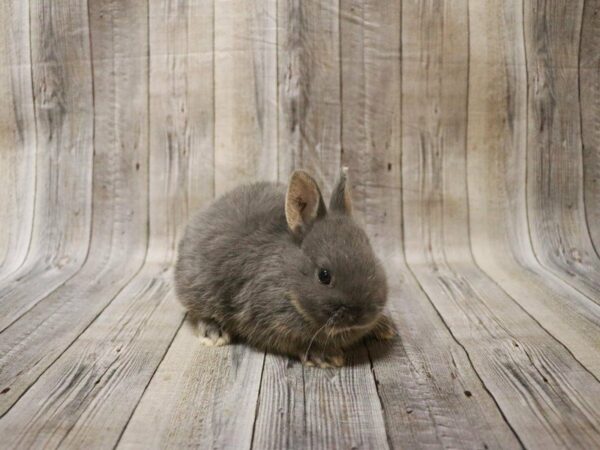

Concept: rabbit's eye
[[318, 268, 331, 285]]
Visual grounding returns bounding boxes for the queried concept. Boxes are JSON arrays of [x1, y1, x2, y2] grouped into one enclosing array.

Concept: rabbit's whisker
[[303, 316, 336, 363]]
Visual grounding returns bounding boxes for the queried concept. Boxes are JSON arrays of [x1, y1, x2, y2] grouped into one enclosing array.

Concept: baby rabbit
[[174, 168, 396, 368]]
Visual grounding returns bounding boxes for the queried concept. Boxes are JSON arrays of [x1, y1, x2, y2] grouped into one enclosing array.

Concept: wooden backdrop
[[1, 0, 600, 448]]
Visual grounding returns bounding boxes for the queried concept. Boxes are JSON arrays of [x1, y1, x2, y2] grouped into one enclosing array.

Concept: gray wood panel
[[580, 0, 600, 251], [121, 1, 270, 447], [0, 0, 36, 278], [525, 0, 600, 300], [0, 0, 95, 331], [467, 0, 600, 379], [0, 0, 150, 423], [1, 0, 600, 448]]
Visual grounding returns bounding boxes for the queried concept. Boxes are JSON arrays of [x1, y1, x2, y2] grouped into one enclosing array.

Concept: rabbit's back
[[174, 181, 288, 317]]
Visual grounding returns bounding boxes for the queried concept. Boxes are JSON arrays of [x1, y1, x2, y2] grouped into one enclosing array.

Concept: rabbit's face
[[285, 169, 388, 336], [294, 214, 388, 333]]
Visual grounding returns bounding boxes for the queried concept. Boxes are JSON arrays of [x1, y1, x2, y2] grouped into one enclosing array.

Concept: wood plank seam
[[0, 0, 35, 280], [465, 0, 600, 386], [2, 0, 599, 447], [519, 0, 600, 309], [523, 0, 600, 304], [0, 255, 149, 421], [249, 351, 267, 449], [402, 258, 525, 448], [0, 0, 98, 334], [464, 145, 600, 386], [113, 315, 186, 448], [365, 343, 396, 449], [577, 0, 600, 261]]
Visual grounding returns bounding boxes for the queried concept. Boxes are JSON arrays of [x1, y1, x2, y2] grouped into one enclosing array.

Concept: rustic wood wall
[[1, 0, 600, 448]]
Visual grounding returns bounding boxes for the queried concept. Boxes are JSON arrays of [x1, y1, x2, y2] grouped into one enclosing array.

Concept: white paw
[[196, 320, 231, 347], [300, 352, 345, 368]]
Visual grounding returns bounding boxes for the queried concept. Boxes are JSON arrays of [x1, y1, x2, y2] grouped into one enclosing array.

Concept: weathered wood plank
[[0, 0, 149, 418], [214, 0, 278, 194], [580, 0, 600, 252], [0, 0, 95, 329], [0, 265, 182, 449], [0, 0, 36, 279], [119, 320, 264, 449], [371, 258, 523, 449], [524, 0, 600, 300], [403, 1, 600, 446], [0, 0, 218, 444], [335, 1, 521, 447], [402, 0, 470, 265], [0, 1, 220, 445], [253, 2, 390, 448], [303, 348, 389, 449], [467, 0, 600, 379], [277, 0, 341, 198], [250, 355, 305, 449], [146, 0, 216, 252], [339, 0, 402, 245], [119, 2, 271, 448], [410, 262, 600, 449]]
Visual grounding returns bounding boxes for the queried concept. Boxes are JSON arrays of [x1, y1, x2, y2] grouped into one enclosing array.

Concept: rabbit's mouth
[[287, 291, 380, 335], [325, 307, 381, 335], [327, 317, 379, 335]]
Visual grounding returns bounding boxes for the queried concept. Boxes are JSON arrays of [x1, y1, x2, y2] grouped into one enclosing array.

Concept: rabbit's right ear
[[285, 170, 326, 236]]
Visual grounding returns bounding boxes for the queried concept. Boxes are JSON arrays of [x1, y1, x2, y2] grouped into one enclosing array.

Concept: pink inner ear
[[296, 197, 307, 213]]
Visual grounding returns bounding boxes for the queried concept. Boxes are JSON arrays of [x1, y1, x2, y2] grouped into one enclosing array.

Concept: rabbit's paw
[[197, 320, 231, 347], [370, 314, 398, 341], [300, 351, 345, 369]]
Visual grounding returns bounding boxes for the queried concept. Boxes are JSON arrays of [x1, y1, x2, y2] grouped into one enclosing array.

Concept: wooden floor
[[2, 0, 600, 448]]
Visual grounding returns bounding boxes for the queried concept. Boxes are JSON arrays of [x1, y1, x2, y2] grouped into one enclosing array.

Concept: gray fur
[[174, 170, 390, 363]]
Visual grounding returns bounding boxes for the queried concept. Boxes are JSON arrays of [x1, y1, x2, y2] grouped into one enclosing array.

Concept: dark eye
[[318, 268, 331, 285]]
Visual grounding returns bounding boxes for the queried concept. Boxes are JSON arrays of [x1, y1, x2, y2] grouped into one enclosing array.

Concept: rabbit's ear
[[285, 170, 326, 236], [329, 166, 353, 215]]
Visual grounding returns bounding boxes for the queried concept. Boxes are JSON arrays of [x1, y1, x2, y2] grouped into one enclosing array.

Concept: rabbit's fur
[[174, 169, 396, 367]]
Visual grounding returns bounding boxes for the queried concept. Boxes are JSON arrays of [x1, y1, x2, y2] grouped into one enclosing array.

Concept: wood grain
[[214, 0, 278, 193], [402, 2, 600, 447], [410, 262, 600, 449], [251, 2, 393, 448], [120, 324, 265, 449], [467, 0, 600, 379], [0, 0, 150, 419], [120, 1, 270, 447], [0, 266, 181, 449], [337, 2, 522, 448], [580, 0, 600, 252], [0, 0, 36, 279], [0, 0, 95, 330], [402, 0, 470, 264], [277, 0, 342, 197], [524, 0, 600, 300], [371, 258, 523, 449], [1, 0, 600, 448]]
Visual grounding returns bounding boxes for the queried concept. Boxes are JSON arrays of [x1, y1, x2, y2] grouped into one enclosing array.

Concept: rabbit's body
[[175, 182, 309, 354], [175, 171, 396, 367]]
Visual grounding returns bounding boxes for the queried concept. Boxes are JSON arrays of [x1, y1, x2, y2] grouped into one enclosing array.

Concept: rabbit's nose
[[333, 305, 361, 325]]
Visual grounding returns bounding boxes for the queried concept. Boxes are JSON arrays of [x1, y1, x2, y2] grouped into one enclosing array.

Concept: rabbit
[[174, 168, 396, 368]]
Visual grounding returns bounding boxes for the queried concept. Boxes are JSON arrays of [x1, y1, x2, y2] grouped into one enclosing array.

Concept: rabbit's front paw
[[196, 319, 231, 347], [369, 314, 398, 341], [300, 351, 344, 368]]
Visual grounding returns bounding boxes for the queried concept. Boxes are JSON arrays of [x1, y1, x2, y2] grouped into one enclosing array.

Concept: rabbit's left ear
[[285, 170, 326, 236], [329, 167, 353, 215]]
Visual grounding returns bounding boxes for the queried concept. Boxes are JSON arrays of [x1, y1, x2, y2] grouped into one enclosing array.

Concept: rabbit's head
[[285, 168, 388, 338]]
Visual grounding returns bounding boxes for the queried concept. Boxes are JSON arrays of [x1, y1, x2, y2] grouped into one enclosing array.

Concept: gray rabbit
[[174, 168, 396, 368]]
